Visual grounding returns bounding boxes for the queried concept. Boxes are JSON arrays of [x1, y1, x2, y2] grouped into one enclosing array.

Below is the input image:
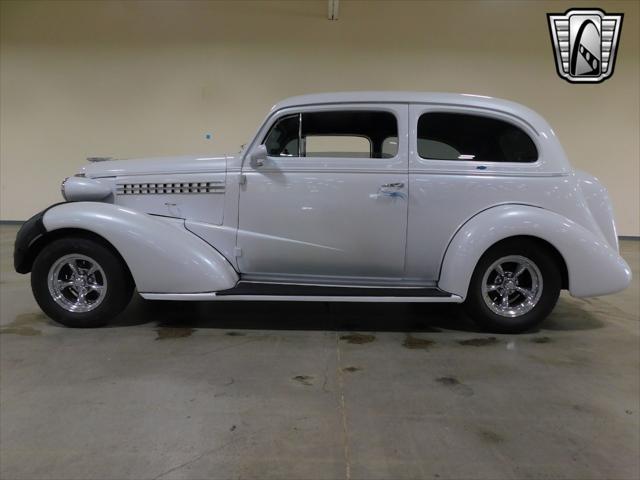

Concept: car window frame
[[409, 104, 544, 175], [247, 104, 406, 171], [416, 111, 539, 164]]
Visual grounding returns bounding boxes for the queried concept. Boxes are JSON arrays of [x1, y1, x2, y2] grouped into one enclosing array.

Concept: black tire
[[31, 236, 134, 328], [463, 239, 561, 334]]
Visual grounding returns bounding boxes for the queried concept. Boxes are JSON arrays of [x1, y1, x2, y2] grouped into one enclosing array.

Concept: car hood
[[79, 154, 230, 178]]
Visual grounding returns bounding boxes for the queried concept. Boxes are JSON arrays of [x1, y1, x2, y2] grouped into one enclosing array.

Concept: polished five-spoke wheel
[[481, 255, 543, 318], [48, 254, 108, 313], [464, 239, 561, 333], [32, 237, 133, 328]]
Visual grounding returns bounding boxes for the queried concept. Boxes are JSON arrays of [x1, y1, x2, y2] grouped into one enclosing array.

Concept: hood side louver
[[116, 181, 225, 195]]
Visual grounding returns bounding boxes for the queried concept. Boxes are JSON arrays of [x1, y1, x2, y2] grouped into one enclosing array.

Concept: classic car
[[14, 92, 631, 333]]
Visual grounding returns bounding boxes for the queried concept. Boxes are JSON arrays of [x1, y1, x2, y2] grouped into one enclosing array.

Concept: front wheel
[[31, 237, 134, 328], [464, 240, 561, 334]]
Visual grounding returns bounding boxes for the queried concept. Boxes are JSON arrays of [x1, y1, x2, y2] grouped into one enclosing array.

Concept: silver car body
[[46, 92, 630, 301]]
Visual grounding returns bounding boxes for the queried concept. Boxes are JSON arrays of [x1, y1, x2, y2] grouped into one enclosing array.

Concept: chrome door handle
[[380, 182, 404, 189], [378, 182, 406, 199]]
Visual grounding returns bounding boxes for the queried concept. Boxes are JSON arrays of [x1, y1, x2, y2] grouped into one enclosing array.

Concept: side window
[[417, 112, 538, 163], [264, 114, 299, 156], [302, 111, 397, 159], [305, 136, 371, 158], [262, 110, 398, 159]]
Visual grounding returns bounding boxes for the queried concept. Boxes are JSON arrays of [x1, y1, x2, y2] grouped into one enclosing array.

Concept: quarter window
[[264, 114, 299, 156], [263, 110, 398, 159], [417, 112, 538, 163]]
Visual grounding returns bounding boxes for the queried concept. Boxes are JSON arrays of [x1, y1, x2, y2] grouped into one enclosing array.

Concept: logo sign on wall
[[547, 8, 623, 84]]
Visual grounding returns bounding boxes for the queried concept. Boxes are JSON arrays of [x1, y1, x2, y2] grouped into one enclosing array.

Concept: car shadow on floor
[[108, 294, 605, 334]]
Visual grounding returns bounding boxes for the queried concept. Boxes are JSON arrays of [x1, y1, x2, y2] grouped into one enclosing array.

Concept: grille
[[116, 182, 225, 195]]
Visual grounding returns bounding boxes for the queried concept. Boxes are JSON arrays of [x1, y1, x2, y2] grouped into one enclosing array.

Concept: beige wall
[[1, 0, 638, 234]]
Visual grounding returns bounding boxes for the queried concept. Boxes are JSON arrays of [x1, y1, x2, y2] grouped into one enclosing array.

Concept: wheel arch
[[438, 204, 630, 299], [21, 228, 134, 284]]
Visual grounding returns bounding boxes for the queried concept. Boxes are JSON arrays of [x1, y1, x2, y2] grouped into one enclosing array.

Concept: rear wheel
[[464, 240, 561, 333], [31, 237, 134, 328]]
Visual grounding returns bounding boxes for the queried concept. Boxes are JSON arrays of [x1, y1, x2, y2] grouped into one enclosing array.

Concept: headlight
[[60, 176, 112, 202], [60, 177, 69, 200]]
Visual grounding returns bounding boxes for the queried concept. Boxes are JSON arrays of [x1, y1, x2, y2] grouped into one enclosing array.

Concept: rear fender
[[438, 204, 631, 299], [42, 202, 238, 293]]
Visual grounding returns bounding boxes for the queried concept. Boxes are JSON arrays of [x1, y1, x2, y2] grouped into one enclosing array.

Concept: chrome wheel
[[481, 255, 543, 318], [47, 254, 108, 313]]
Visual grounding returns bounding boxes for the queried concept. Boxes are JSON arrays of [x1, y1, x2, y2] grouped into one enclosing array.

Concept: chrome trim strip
[[139, 292, 463, 303]]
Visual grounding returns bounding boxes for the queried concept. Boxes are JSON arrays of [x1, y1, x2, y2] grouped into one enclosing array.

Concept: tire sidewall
[[32, 237, 133, 328]]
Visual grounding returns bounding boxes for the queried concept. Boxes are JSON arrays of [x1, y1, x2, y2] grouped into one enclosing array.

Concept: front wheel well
[[482, 235, 569, 290], [23, 228, 134, 285]]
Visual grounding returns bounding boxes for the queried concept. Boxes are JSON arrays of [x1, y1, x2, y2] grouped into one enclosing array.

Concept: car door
[[237, 104, 409, 282], [405, 103, 542, 282]]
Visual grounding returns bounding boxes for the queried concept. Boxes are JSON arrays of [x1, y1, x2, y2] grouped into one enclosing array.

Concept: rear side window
[[417, 112, 538, 163], [263, 110, 398, 159]]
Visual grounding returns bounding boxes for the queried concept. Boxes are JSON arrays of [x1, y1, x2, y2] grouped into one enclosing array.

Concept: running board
[[140, 282, 463, 303]]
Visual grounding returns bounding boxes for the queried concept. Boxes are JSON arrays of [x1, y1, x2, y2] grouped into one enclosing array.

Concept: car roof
[[271, 91, 548, 133]]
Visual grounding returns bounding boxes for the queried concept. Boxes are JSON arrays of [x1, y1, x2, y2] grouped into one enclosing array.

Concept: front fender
[[42, 202, 239, 294], [438, 205, 631, 299]]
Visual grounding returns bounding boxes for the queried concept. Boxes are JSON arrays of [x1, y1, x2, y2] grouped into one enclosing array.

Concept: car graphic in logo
[[547, 8, 623, 83]]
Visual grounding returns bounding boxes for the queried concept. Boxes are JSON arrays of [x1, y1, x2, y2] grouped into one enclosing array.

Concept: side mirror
[[250, 144, 268, 167]]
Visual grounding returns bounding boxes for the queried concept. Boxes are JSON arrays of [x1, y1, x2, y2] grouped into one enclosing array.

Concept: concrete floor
[[0, 224, 638, 480]]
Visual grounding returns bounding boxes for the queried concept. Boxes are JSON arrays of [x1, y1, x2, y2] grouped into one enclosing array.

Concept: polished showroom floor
[[1, 224, 638, 480]]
